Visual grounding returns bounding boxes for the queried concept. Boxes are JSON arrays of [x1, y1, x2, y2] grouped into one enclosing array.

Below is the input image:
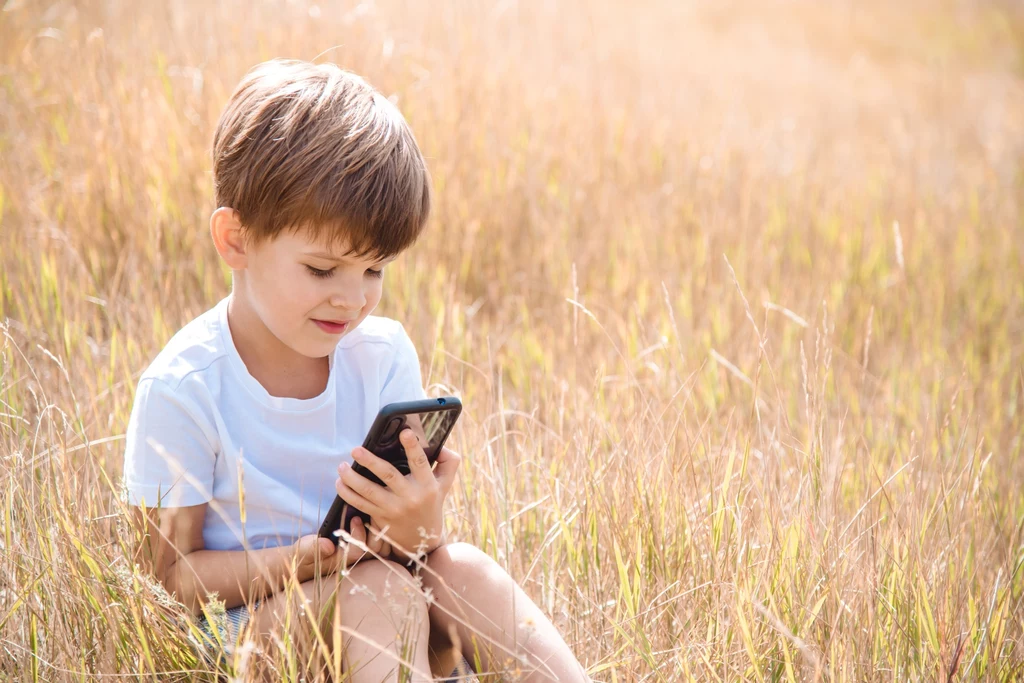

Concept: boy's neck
[[226, 292, 330, 400]]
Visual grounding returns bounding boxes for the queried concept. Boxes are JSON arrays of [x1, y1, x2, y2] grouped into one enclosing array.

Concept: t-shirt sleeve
[[379, 323, 428, 406], [121, 377, 218, 508]]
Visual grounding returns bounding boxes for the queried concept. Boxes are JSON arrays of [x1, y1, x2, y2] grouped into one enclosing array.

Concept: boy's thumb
[[317, 537, 337, 556]]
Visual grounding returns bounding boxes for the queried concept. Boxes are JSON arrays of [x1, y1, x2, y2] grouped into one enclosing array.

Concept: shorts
[[189, 601, 259, 670], [197, 603, 253, 644]]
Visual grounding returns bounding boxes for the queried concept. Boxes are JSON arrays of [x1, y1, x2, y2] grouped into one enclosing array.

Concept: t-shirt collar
[[216, 296, 336, 412]]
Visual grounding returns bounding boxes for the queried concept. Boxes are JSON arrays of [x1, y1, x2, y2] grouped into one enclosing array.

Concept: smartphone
[[318, 396, 462, 544]]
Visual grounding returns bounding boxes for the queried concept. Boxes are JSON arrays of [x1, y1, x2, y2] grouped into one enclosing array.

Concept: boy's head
[[209, 59, 431, 359]]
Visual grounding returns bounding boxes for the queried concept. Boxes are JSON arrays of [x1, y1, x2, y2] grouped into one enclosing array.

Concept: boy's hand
[[334, 429, 461, 561], [293, 517, 391, 582]]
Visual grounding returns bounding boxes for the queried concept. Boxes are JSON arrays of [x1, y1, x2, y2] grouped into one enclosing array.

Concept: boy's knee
[[424, 542, 504, 589], [338, 559, 430, 619], [346, 557, 399, 578], [429, 541, 496, 569]]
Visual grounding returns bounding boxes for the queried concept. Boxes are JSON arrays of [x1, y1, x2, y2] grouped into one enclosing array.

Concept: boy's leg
[[418, 542, 591, 682], [427, 619, 464, 679], [247, 559, 434, 682]]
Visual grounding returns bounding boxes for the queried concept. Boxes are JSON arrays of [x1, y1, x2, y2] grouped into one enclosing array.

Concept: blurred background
[[1, 0, 1022, 680]]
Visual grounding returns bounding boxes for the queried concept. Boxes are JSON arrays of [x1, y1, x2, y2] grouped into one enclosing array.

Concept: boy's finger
[[350, 516, 366, 542], [321, 545, 347, 575], [350, 447, 409, 495], [372, 535, 387, 555], [364, 523, 381, 552], [370, 528, 393, 552], [432, 447, 462, 493], [335, 471, 391, 518], [400, 429, 434, 486], [316, 537, 336, 558], [335, 475, 387, 519], [338, 520, 367, 557], [338, 542, 357, 570], [366, 522, 386, 549], [335, 525, 370, 566]]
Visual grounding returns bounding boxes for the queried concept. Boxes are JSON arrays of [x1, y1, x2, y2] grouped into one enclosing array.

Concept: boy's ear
[[210, 207, 248, 269]]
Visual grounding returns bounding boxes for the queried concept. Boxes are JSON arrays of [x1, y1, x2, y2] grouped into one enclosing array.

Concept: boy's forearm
[[165, 545, 298, 614]]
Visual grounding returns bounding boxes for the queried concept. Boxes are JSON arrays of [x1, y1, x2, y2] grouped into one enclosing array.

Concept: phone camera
[[380, 417, 404, 446], [437, 398, 446, 405]]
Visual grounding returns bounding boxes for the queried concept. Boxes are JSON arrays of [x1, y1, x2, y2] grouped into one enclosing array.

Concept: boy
[[123, 59, 590, 682]]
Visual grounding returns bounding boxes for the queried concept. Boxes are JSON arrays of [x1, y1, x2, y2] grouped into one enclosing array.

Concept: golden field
[[1, 0, 1023, 680]]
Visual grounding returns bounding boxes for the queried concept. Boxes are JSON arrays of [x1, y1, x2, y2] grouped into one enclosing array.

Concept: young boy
[[122, 59, 591, 682]]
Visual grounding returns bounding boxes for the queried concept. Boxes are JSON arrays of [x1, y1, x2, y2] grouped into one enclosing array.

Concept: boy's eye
[[366, 268, 383, 279], [305, 265, 335, 279]]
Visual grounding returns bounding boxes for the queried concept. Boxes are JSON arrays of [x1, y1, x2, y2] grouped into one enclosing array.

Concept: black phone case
[[317, 396, 462, 544]]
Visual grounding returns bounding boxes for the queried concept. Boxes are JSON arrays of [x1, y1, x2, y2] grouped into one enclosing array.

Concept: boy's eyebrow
[[304, 249, 393, 265], [305, 250, 344, 260]]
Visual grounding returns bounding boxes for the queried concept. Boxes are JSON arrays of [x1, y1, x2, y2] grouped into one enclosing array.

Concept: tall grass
[[1, 0, 1023, 680]]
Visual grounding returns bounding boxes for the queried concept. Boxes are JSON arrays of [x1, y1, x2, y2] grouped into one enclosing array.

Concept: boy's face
[[239, 229, 392, 358]]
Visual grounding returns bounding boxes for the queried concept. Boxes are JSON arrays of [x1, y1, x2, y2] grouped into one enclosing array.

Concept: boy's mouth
[[312, 319, 350, 335]]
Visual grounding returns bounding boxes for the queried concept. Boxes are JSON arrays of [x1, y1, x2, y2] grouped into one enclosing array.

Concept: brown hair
[[211, 59, 431, 259]]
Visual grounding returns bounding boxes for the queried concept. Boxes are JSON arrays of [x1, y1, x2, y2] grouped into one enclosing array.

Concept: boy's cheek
[[364, 284, 384, 314]]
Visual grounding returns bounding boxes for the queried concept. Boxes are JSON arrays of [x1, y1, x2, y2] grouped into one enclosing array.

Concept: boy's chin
[[295, 339, 343, 358], [277, 332, 342, 360]]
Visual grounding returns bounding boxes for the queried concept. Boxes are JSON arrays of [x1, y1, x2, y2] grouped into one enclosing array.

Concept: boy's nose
[[329, 289, 365, 310]]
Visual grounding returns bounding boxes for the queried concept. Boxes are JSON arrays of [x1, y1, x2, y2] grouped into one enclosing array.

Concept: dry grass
[[2, 0, 1023, 680]]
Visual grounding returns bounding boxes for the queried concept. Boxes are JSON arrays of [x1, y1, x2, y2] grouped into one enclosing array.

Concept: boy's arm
[[133, 503, 319, 615]]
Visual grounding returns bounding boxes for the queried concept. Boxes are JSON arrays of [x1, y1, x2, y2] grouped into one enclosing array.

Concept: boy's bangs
[[213, 60, 431, 258], [291, 157, 430, 261]]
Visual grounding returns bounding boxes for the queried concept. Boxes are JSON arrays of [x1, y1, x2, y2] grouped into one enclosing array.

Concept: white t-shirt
[[121, 296, 427, 552]]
